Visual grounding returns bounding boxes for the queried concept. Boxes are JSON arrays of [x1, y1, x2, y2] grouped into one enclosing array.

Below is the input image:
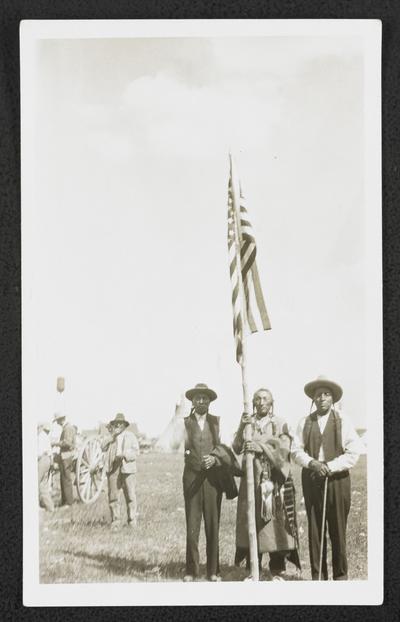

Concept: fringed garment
[[233, 415, 301, 569]]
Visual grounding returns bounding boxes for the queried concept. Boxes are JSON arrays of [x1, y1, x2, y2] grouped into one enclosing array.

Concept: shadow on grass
[[63, 549, 186, 580], [60, 550, 303, 582]]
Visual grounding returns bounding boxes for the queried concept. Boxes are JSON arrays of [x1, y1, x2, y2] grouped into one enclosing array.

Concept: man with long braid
[[233, 388, 300, 580]]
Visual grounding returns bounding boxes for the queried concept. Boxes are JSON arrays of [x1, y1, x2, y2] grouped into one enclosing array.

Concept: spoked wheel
[[76, 437, 107, 504]]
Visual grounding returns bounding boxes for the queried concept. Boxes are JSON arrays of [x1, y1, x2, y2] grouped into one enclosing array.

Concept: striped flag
[[227, 155, 271, 363]]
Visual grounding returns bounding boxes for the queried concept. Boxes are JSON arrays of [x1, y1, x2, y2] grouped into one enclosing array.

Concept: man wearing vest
[[183, 383, 222, 582], [292, 375, 362, 580], [51, 413, 77, 507]]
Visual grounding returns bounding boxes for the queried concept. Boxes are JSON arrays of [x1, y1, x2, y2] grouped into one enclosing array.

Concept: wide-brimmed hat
[[304, 375, 343, 403], [53, 412, 66, 422], [109, 413, 130, 428], [185, 383, 217, 402]]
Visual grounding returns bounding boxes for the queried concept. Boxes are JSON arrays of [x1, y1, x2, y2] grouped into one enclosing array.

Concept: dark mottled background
[[0, 1, 399, 621]]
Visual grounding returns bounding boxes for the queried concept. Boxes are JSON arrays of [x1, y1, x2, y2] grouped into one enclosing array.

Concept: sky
[[23, 33, 376, 440]]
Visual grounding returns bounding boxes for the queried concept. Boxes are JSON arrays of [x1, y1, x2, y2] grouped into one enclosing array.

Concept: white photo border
[[21, 18, 382, 606]]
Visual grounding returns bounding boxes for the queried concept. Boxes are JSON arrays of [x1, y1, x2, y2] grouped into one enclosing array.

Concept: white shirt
[[291, 409, 363, 473], [195, 413, 207, 431], [38, 430, 52, 458], [115, 430, 124, 457]]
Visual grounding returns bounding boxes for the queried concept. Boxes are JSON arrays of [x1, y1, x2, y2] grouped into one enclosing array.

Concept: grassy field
[[39, 453, 367, 583]]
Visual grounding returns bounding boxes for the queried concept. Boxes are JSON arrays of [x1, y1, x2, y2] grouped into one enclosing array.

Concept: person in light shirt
[[102, 413, 139, 531], [291, 375, 363, 580], [37, 423, 55, 512]]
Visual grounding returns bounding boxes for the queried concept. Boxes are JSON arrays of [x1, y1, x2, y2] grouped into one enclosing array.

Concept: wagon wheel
[[76, 437, 107, 504]]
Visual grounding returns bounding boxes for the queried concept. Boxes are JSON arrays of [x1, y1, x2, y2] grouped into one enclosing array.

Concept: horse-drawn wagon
[[74, 434, 108, 504]]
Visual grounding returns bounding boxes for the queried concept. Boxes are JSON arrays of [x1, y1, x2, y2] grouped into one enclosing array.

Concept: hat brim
[[185, 388, 217, 402], [109, 419, 130, 428], [304, 379, 343, 403], [108, 419, 130, 428]]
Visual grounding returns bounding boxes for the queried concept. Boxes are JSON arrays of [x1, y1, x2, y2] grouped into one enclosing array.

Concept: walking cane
[[318, 476, 328, 581]]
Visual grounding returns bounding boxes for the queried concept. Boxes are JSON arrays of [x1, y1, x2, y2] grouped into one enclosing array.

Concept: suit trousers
[[184, 471, 222, 578], [108, 470, 137, 523], [38, 455, 54, 512], [60, 456, 75, 506], [302, 469, 351, 580]]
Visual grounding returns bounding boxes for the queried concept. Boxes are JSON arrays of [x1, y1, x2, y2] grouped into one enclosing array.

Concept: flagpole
[[239, 339, 260, 581], [230, 153, 259, 582]]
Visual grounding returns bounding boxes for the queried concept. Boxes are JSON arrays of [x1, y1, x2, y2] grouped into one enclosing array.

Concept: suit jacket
[[59, 422, 76, 459], [108, 430, 139, 474], [210, 443, 243, 499]]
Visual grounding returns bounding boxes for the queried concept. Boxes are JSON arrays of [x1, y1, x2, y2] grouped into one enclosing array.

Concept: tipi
[[155, 394, 188, 452]]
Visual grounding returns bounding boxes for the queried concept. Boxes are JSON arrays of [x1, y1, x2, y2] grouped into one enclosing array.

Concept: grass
[[39, 453, 367, 583]]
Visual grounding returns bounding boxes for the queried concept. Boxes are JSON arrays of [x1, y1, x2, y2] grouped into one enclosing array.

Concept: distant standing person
[[103, 413, 139, 531], [232, 388, 300, 580], [183, 383, 223, 582], [37, 422, 55, 512], [51, 413, 77, 507], [292, 376, 363, 580]]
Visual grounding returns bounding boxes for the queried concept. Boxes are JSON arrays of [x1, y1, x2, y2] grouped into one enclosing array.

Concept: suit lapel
[[185, 413, 198, 439]]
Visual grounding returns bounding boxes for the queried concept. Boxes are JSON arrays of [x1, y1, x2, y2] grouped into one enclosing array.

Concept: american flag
[[227, 156, 271, 363]]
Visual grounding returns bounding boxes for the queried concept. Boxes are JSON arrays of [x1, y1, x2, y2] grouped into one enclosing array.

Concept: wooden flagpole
[[230, 154, 259, 581], [239, 342, 259, 581]]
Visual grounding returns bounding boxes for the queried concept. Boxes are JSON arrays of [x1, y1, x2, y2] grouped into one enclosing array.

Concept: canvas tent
[[357, 428, 368, 454], [155, 394, 188, 452]]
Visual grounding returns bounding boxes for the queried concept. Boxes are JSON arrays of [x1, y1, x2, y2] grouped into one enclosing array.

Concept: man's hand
[[202, 455, 216, 470], [308, 459, 330, 478], [244, 440, 262, 454], [241, 413, 253, 425]]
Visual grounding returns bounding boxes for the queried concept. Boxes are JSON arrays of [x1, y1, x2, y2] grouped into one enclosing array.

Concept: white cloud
[[27, 35, 373, 435], [120, 72, 282, 158]]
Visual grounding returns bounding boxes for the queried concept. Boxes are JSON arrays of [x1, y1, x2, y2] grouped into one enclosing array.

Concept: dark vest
[[184, 414, 219, 472], [303, 410, 343, 462]]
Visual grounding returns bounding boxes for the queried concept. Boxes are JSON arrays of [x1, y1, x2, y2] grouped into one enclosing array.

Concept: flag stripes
[[227, 157, 271, 363]]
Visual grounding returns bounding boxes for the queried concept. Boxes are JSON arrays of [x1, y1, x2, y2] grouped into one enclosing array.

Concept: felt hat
[[108, 412, 130, 428], [38, 422, 51, 432], [53, 412, 66, 422], [185, 383, 217, 402], [304, 375, 343, 403]]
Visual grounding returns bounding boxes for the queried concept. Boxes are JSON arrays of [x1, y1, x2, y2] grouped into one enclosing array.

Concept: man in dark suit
[[52, 413, 77, 507], [183, 383, 222, 582]]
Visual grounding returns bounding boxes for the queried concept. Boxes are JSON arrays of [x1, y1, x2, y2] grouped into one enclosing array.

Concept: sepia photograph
[[21, 19, 382, 606]]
